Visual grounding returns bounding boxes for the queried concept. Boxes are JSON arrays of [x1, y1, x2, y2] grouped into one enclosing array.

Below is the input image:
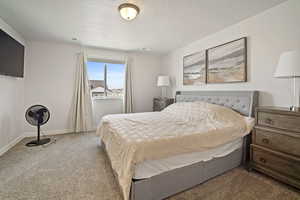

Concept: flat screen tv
[[0, 29, 25, 78]]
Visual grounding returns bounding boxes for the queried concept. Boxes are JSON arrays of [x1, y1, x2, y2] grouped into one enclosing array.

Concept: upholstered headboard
[[175, 91, 259, 117]]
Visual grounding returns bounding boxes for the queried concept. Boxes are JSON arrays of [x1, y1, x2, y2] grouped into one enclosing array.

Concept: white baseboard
[[23, 129, 74, 137], [0, 129, 74, 157], [0, 135, 24, 157]]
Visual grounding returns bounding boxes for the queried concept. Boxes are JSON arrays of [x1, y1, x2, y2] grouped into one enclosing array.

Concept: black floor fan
[[25, 105, 51, 147]]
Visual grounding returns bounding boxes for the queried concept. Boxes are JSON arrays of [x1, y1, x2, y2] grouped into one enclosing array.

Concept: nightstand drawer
[[257, 111, 300, 132], [254, 128, 300, 157], [251, 145, 300, 180]]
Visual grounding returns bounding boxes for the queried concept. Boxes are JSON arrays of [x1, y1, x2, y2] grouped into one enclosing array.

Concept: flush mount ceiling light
[[118, 3, 140, 21]]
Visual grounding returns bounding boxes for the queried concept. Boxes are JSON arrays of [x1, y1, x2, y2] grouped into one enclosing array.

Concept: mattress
[[134, 137, 243, 179]]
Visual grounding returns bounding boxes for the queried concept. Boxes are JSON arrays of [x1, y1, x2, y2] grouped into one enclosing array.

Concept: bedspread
[[96, 102, 253, 200]]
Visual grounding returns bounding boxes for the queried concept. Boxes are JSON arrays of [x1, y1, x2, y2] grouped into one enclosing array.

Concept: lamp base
[[289, 106, 299, 112]]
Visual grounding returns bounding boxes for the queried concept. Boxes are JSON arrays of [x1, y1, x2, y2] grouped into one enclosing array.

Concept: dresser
[[153, 97, 174, 111], [250, 107, 300, 189]]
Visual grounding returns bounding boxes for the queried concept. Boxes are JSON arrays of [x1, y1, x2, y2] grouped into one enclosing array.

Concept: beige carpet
[[0, 133, 299, 200]]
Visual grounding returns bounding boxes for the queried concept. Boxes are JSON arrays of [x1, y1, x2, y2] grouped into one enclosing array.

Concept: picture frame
[[183, 50, 206, 85], [206, 37, 247, 84]]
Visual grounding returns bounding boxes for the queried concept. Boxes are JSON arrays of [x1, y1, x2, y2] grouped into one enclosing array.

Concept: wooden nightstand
[[153, 98, 174, 111], [250, 107, 300, 189]]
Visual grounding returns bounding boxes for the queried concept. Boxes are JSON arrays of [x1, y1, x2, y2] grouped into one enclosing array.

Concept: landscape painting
[[183, 51, 206, 85], [207, 38, 247, 83]]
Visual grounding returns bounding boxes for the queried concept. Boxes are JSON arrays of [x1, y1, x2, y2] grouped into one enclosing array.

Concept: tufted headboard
[[175, 91, 259, 117]]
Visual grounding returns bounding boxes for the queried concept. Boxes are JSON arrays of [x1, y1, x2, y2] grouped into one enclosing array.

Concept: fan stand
[[26, 123, 50, 147]]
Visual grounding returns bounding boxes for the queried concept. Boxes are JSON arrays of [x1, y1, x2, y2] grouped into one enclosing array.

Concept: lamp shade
[[157, 76, 170, 87], [274, 50, 300, 78]]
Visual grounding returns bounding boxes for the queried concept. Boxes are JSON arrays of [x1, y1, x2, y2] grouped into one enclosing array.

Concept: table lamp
[[157, 76, 170, 98], [274, 50, 300, 111]]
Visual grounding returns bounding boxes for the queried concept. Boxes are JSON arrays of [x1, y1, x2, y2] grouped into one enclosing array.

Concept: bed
[[98, 90, 259, 200]]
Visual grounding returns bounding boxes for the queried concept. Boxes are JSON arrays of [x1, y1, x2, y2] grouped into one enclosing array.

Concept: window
[[87, 60, 125, 98]]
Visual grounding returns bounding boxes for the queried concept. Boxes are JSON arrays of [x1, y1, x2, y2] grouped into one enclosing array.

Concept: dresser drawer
[[254, 128, 300, 157], [251, 145, 300, 180], [257, 111, 300, 132]]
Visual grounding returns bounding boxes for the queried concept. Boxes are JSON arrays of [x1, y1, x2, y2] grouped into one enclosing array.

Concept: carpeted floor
[[0, 133, 299, 200]]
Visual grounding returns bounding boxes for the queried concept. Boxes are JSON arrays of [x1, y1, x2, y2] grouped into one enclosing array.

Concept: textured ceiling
[[0, 0, 287, 54]]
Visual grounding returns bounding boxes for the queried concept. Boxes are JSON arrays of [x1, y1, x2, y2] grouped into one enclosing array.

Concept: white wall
[[131, 53, 162, 112], [93, 98, 123, 125], [24, 41, 80, 134], [0, 17, 26, 153], [161, 0, 300, 108], [25, 42, 162, 133]]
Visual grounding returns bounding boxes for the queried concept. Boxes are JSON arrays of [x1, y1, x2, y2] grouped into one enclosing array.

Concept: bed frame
[[104, 90, 259, 200], [130, 91, 259, 200]]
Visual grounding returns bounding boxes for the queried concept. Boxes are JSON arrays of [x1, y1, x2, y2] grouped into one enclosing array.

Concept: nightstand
[[250, 107, 300, 189], [153, 97, 174, 111]]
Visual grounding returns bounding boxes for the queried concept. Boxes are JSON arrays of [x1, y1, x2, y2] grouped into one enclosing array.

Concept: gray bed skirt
[[131, 141, 245, 200], [101, 135, 248, 200]]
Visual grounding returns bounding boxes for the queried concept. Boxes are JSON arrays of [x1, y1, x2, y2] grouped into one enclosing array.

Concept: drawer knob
[[262, 138, 269, 144], [259, 157, 267, 163], [264, 118, 274, 125]]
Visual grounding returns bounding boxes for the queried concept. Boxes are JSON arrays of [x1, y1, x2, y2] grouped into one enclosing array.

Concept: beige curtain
[[123, 58, 133, 113], [72, 53, 94, 133]]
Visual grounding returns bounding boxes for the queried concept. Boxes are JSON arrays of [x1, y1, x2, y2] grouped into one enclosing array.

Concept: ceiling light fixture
[[118, 3, 140, 21]]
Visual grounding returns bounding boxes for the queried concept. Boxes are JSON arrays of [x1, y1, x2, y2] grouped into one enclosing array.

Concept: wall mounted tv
[[0, 29, 25, 78]]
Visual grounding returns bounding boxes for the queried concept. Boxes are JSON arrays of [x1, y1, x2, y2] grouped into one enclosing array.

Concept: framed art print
[[207, 37, 247, 83], [183, 50, 206, 85]]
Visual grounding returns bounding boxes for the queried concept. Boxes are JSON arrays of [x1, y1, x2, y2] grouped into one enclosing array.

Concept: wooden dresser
[[250, 107, 300, 189]]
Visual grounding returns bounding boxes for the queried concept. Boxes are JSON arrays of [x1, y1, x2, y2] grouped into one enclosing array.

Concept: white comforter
[[97, 101, 254, 200]]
